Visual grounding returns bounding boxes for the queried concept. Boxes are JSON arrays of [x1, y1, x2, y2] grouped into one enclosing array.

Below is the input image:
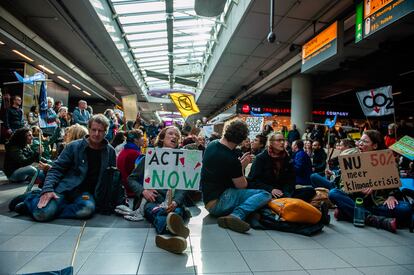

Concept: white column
[[291, 75, 312, 134]]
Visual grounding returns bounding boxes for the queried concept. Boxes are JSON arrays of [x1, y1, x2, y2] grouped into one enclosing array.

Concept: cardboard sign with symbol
[[144, 148, 202, 190]]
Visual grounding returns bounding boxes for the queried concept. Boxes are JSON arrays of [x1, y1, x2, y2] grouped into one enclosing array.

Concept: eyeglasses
[[270, 139, 285, 143], [358, 139, 371, 144]]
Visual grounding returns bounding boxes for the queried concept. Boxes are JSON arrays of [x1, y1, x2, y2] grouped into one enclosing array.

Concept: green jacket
[[4, 144, 38, 177]]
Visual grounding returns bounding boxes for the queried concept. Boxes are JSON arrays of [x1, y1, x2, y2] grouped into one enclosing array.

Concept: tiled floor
[[0, 183, 413, 275]]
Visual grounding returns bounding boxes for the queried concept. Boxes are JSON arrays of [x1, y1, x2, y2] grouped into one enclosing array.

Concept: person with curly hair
[[201, 120, 272, 233]]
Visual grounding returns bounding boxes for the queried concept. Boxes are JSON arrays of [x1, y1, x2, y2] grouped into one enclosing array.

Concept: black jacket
[[4, 143, 38, 177], [312, 148, 327, 173], [5, 107, 24, 131], [248, 150, 295, 195]]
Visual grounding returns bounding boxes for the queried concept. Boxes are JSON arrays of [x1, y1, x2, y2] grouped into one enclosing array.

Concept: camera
[[267, 31, 276, 43]]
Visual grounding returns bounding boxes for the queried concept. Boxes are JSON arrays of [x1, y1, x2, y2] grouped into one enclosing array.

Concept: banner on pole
[[356, 86, 394, 116], [144, 148, 202, 190], [339, 149, 401, 193]]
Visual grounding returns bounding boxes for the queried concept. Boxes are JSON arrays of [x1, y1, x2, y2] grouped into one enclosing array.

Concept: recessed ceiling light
[[72, 84, 81, 90], [12, 49, 34, 62], [38, 65, 54, 74], [0, 41, 5, 45], [82, 90, 91, 96], [57, 75, 70, 84]]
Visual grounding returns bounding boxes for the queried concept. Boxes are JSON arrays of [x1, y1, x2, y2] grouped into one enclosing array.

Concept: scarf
[[124, 141, 141, 153], [268, 146, 287, 178]]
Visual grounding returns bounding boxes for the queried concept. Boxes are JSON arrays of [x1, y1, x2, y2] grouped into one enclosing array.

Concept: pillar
[[291, 74, 312, 134]]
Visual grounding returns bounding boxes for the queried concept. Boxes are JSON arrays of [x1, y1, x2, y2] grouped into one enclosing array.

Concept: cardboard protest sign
[[122, 94, 138, 121], [339, 149, 401, 193], [389, 135, 414, 161], [144, 148, 202, 190], [245, 116, 264, 140]]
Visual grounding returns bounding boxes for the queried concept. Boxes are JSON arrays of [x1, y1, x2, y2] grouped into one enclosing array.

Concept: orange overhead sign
[[302, 22, 337, 60], [364, 0, 394, 18]]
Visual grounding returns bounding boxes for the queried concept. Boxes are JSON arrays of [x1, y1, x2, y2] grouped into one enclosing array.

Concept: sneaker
[[217, 215, 250, 233], [166, 212, 190, 238], [15, 202, 29, 215], [365, 215, 397, 233], [155, 235, 187, 254], [320, 202, 330, 225], [8, 193, 28, 212]]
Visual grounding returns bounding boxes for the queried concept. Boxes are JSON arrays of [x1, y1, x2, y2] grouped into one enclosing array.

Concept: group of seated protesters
[[7, 116, 414, 255]]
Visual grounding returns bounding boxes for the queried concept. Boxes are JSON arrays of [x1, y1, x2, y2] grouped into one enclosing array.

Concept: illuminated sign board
[[356, 0, 414, 42], [301, 21, 342, 73], [237, 104, 349, 117]]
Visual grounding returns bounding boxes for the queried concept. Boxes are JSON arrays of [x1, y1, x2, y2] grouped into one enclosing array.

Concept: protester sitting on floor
[[10, 114, 118, 222], [304, 139, 313, 157], [4, 127, 40, 184], [56, 123, 88, 156], [291, 139, 312, 186], [310, 138, 358, 190], [30, 126, 60, 161], [248, 132, 295, 198], [201, 120, 271, 233], [329, 130, 412, 232], [117, 129, 144, 197], [251, 134, 266, 156], [128, 126, 191, 254]]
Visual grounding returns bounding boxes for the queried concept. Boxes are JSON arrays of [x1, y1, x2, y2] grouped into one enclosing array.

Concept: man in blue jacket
[[291, 139, 312, 186], [19, 114, 117, 221]]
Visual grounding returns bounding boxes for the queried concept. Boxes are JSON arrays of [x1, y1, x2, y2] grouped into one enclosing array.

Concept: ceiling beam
[[166, 0, 174, 88]]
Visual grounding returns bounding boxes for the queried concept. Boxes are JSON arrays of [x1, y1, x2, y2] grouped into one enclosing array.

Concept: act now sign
[[144, 148, 202, 190]]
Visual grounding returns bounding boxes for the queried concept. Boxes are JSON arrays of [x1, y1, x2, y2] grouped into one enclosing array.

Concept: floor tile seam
[[355, 264, 414, 272], [365, 245, 406, 265], [13, 249, 43, 274], [276, 246, 309, 272], [136, 227, 152, 275], [325, 246, 366, 268], [186, 231, 197, 275], [74, 250, 97, 275]]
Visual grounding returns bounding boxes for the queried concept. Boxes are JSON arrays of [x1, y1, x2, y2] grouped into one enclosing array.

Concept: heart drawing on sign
[[148, 150, 152, 155], [179, 157, 185, 166], [145, 177, 150, 184], [194, 162, 201, 169]]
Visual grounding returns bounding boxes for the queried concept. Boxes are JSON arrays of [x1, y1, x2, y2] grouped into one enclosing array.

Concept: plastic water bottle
[[353, 197, 365, 227]]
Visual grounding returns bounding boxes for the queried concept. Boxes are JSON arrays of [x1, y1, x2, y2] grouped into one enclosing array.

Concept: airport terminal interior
[[0, 0, 414, 274]]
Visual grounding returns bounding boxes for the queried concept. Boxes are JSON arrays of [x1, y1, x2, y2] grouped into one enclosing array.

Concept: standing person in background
[[57, 107, 70, 129], [104, 109, 118, 142], [4, 95, 25, 135], [384, 123, 397, 148], [73, 100, 91, 126], [291, 139, 312, 186], [27, 106, 39, 127], [281, 126, 289, 139], [287, 124, 300, 145], [302, 127, 312, 141], [53, 100, 62, 114], [311, 140, 327, 173]]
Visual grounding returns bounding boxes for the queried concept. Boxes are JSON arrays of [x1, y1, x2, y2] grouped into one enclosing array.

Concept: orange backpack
[[268, 197, 322, 224]]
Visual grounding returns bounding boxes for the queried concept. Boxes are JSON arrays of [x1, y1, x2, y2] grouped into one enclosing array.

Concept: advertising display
[[301, 21, 342, 73]]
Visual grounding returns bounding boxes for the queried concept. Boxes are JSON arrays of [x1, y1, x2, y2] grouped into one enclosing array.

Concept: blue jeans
[[144, 202, 185, 234], [208, 188, 271, 220], [329, 188, 412, 226], [310, 173, 336, 189], [9, 165, 37, 182], [25, 191, 95, 222]]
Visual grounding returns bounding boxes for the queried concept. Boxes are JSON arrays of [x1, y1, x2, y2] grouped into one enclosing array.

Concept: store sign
[[301, 21, 341, 73], [356, 0, 414, 42], [238, 104, 349, 117]]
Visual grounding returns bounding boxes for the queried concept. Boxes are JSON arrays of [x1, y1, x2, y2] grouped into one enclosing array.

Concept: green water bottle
[[353, 197, 365, 227]]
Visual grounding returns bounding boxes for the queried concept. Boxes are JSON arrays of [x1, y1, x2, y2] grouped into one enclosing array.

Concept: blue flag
[[39, 81, 48, 119]]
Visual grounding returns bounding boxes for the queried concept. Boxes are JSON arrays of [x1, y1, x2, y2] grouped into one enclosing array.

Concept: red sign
[[241, 104, 250, 113]]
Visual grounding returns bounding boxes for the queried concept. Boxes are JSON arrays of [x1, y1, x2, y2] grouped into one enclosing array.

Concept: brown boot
[[365, 215, 397, 233], [155, 235, 187, 254], [166, 212, 190, 238], [217, 215, 250, 233]]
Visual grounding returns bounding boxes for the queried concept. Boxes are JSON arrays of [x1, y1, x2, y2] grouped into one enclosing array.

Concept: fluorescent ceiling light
[[0, 41, 5, 45], [57, 75, 70, 84], [72, 84, 81, 90], [38, 65, 54, 74], [82, 90, 91, 96], [12, 49, 34, 62], [392, 92, 402, 96]]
